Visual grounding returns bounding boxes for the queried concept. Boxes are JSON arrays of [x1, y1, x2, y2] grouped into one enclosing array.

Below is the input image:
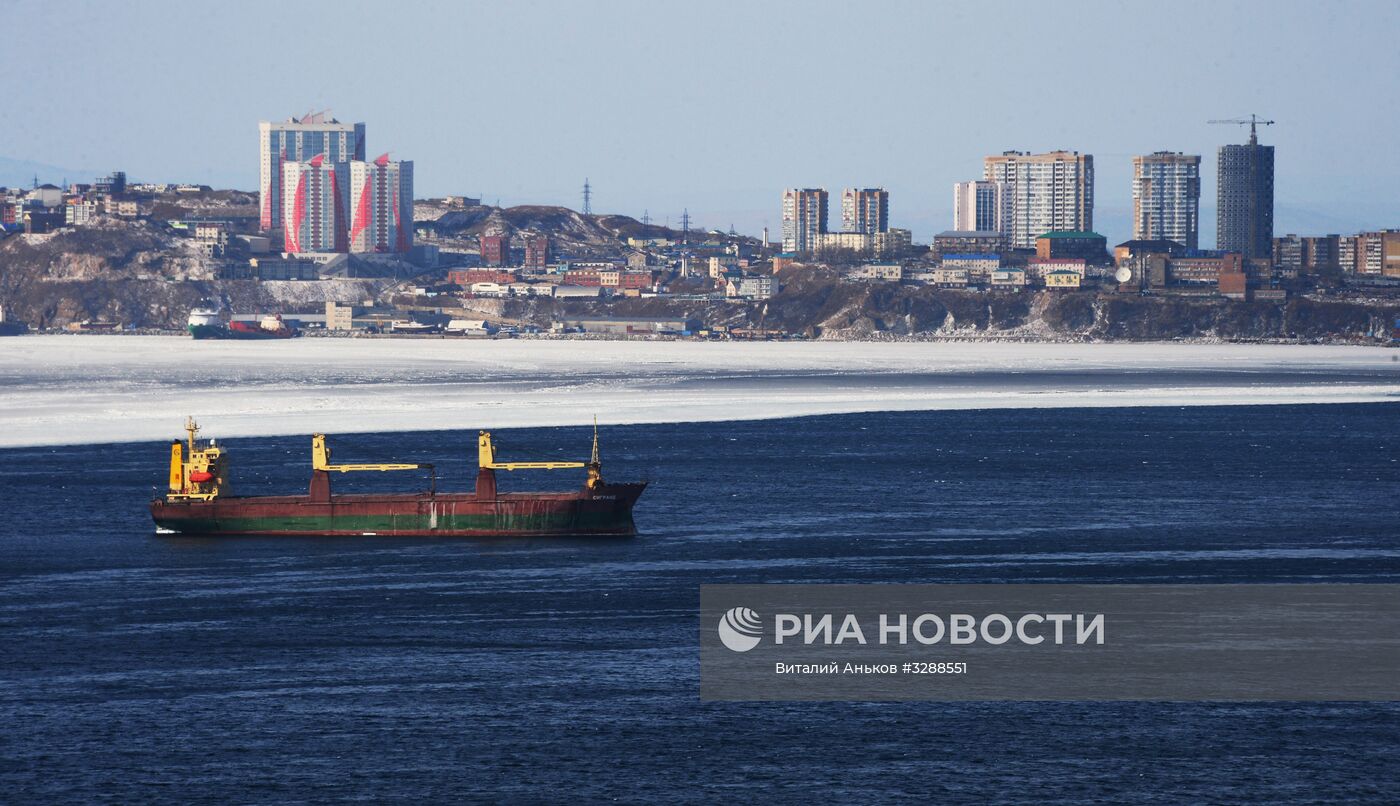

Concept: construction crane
[[1208, 114, 1275, 144]]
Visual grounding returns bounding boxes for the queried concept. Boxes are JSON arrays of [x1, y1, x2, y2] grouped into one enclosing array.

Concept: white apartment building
[[953, 180, 1009, 233], [259, 112, 365, 231], [983, 151, 1094, 249], [1132, 152, 1200, 249]]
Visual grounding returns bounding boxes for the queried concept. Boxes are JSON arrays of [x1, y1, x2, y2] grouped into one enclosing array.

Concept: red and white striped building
[[281, 154, 349, 254], [349, 154, 414, 253]]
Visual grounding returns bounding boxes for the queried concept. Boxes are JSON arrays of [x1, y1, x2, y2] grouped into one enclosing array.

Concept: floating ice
[[0, 335, 1396, 448]]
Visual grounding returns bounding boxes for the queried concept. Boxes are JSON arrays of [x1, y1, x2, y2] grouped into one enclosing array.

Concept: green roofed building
[[1035, 231, 1109, 264]]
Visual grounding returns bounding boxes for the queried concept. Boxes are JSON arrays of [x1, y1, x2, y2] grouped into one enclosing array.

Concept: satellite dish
[[1114, 266, 1132, 283]]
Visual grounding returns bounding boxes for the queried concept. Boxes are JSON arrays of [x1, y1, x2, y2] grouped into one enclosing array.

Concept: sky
[[4, 0, 1398, 246]]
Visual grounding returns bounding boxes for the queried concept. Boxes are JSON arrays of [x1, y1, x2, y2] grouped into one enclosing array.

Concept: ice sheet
[[0, 335, 1396, 448]]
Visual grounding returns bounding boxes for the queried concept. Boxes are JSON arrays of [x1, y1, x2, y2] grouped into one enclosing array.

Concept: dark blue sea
[[2, 405, 1399, 803]]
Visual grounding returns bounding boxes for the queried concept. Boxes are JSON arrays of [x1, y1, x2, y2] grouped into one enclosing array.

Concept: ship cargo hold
[[149, 419, 645, 537]]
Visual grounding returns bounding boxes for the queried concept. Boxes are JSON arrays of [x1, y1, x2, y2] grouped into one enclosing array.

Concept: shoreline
[[9, 329, 1396, 347]]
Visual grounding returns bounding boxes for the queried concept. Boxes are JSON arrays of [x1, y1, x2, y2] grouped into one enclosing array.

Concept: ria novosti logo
[[717, 606, 763, 652]]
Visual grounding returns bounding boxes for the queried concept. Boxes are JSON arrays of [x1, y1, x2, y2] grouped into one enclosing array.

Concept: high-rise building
[[983, 151, 1093, 249], [1132, 152, 1200, 250], [259, 112, 366, 231], [782, 188, 828, 253], [952, 180, 1009, 233], [480, 234, 508, 266], [348, 155, 413, 254], [1216, 130, 1274, 259], [281, 154, 348, 254], [523, 234, 550, 270], [841, 188, 889, 234]]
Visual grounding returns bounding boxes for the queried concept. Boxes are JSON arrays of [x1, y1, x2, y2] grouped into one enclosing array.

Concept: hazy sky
[[5, 0, 1398, 245]]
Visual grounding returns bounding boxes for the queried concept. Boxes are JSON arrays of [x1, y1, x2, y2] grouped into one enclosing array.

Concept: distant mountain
[[0, 156, 100, 189]]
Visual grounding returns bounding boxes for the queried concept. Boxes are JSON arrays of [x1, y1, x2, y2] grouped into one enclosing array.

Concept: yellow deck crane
[[478, 419, 605, 489], [312, 434, 437, 492]]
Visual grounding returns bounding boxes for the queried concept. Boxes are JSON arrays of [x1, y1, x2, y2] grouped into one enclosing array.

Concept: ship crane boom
[[477, 431, 584, 470], [312, 434, 433, 473]]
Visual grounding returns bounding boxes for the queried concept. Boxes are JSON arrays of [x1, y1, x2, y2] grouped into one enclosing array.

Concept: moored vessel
[[149, 418, 646, 537], [187, 302, 228, 339], [228, 314, 299, 339], [0, 305, 28, 336], [189, 303, 298, 339]]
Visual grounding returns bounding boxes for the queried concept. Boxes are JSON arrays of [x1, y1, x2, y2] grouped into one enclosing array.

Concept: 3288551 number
[[910, 662, 967, 674]]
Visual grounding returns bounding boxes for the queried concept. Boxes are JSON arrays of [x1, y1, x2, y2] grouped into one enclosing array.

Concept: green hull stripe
[[155, 510, 634, 535]]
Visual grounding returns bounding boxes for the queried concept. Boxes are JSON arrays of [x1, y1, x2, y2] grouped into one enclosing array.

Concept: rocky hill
[[447, 267, 1399, 343], [414, 201, 689, 258]]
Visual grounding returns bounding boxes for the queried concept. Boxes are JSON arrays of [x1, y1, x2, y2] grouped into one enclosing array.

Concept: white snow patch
[[0, 335, 1396, 448]]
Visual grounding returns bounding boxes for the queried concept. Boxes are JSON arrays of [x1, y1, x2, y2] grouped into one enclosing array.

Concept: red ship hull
[[150, 469, 646, 537], [226, 320, 298, 339]]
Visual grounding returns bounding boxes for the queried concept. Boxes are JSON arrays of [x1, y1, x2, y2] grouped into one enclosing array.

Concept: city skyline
[[5, 0, 1399, 245]]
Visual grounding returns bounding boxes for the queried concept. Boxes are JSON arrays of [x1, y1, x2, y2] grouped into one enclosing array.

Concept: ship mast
[[591, 415, 600, 466]]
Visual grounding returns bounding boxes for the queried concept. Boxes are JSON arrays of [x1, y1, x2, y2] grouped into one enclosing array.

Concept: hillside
[[414, 201, 691, 258], [450, 268, 1400, 343]]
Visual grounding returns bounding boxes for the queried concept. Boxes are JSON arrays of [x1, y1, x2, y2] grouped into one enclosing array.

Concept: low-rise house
[[1044, 269, 1082, 289], [843, 264, 902, 282], [65, 200, 98, 226], [941, 253, 1001, 283], [926, 267, 969, 287], [469, 282, 508, 296], [1027, 258, 1086, 280], [989, 267, 1028, 288], [726, 276, 776, 299]]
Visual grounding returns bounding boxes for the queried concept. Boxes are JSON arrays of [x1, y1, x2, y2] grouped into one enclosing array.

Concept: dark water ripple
[[2, 404, 1399, 802]]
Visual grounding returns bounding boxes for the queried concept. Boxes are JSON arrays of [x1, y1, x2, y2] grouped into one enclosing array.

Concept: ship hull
[[149, 482, 647, 537], [189, 324, 299, 340], [188, 323, 228, 339]]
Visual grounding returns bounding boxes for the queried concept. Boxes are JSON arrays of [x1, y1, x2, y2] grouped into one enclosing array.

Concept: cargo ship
[[0, 305, 27, 336], [149, 418, 646, 537], [188, 303, 299, 340]]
